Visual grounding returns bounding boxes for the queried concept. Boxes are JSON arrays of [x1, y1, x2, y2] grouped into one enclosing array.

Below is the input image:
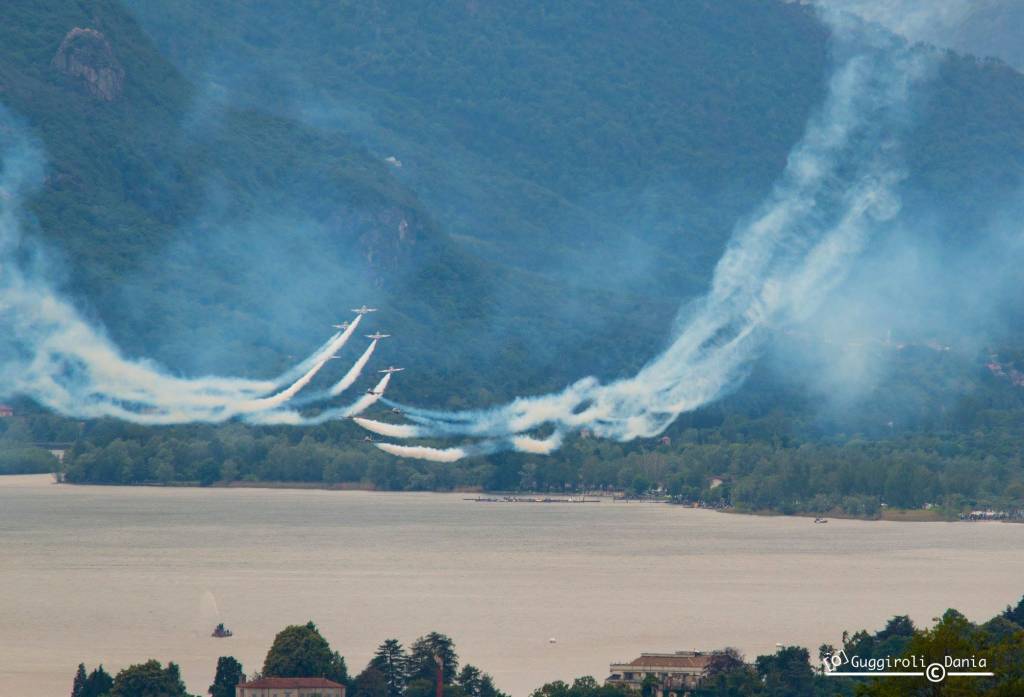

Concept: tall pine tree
[[71, 664, 87, 697], [369, 639, 408, 697]]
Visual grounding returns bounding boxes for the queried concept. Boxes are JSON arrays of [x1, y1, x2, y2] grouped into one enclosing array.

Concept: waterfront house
[[235, 676, 345, 697], [607, 651, 722, 695]]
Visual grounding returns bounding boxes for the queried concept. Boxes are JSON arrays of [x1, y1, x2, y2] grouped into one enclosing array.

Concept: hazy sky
[[813, 0, 1024, 70]]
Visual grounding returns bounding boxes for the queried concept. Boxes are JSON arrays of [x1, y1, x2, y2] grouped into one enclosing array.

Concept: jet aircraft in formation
[[327, 306, 402, 437]]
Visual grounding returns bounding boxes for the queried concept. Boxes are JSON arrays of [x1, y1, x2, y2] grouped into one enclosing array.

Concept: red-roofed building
[[236, 676, 345, 697]]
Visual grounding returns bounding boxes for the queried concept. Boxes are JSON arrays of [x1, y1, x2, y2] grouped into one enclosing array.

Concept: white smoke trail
[[373, 431, 559, 462], [274, 338, 378, 409], [0, 107, 382, 424], [271, 315, 362, 388], [230, 321, 364, 413], [376, 442, 468, 462], [340, 372, 391, 417], [328, 339, 377, 396], [378, 19, 934, 459], [511, 431, 564, 455], [235, 355, 330, 412], [357, 426, 560, 463], [353, 417, 425, 438], [246, 371, 394, 426]]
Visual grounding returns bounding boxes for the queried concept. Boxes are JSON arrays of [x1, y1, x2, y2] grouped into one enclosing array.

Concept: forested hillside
[[6, 0, 1024, 396], [2, 0, 1024, 513]]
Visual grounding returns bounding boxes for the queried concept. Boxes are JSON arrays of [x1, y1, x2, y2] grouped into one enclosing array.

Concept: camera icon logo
[[824, 649, 849, 672]]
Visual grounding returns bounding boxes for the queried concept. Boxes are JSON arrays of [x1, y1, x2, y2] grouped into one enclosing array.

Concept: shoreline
[[717, 505, 951, 523], [715, 504, 1023, 524], [37, 475, 1021, 523]]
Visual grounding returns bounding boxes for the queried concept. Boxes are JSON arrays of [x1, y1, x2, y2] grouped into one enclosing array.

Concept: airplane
[[366, 388, 383, 396], [327, 354, 343, 360], [366, 332, 391, 340], [391, 407, 403, 415], [332, 321, 350, 330], [378, 366, 405, 374], [363, 435, 379, 443], [352, 305, 378, 315]]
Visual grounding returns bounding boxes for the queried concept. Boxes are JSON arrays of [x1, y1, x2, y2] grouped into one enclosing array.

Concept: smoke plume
[[367, 15, 936, 460], [0, 109, 389, 425]]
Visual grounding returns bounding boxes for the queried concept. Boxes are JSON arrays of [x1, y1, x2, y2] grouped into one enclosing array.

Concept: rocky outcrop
[[51, 28, 124, 101], [324, 204, 421, 283], [358, 206, 419, 273]]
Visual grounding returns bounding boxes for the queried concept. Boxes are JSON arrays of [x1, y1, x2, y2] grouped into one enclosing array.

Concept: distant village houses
[[607, 651, 730, 696], [962, 509, 1011, 521], [235, 676, 345, 697]]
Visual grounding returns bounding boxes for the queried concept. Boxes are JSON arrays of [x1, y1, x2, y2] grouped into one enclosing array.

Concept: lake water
[[2, 474, 1022, 696]]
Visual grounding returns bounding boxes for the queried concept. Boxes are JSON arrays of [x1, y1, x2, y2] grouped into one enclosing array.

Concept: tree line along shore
[[69, 595, 1024, 697]]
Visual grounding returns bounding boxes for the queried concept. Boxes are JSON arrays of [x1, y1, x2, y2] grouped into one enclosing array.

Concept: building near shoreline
[[607, 651, 723, 695], [235, 676, 345, 697]]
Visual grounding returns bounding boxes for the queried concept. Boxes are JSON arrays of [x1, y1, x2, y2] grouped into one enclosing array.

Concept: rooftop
[[614, 652, 719, 670], [238, 677, 344, 689]]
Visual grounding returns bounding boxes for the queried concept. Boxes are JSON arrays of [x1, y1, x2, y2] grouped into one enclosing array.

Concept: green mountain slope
[[2, 1, 1024, 507], [0, 0, 473, 380], [5, 0, 1024, 402], [124, 1, 1024, 390]]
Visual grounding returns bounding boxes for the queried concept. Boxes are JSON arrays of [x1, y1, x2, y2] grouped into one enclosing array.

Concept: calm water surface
[[2, 474, 1023, 696]]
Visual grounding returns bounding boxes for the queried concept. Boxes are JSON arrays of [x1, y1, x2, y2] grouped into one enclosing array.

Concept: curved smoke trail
[[376, 443, 470, 463], [0, 106, 386, 424], [235, 355, 331, 413], [244, 371, 393, 426], [0, 12, 938, 456], [353, 417, 424, 439], [328, 371, 392, 418], [270, 338, 380, 411], [329, 339, 378, 396], [373, 430, 563, 463], [371, 18, 934, 460], [270, 315, 362, 388]]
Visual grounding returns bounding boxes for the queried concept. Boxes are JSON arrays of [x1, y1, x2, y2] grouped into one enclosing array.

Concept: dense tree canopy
[[208, 656, 244, 697], [109, 660, 190, 697], [262, 622, 349, 685], [71, 665, 113, 697], [353, 667, 389, 697], [531, 677, 633, 697], [408, 632, 459, 685]]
